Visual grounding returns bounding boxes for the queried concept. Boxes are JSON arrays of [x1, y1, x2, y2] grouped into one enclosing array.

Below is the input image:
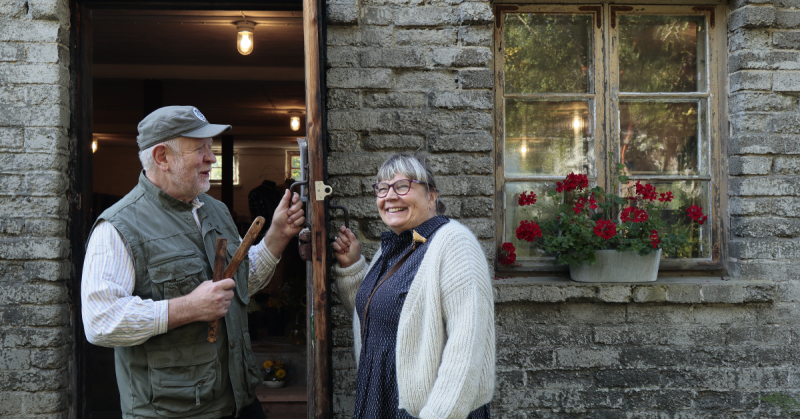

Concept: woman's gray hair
[[377, 153, 446, 214], [138, 138, 182, 172]]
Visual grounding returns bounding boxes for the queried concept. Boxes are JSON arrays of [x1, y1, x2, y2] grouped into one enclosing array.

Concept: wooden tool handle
[[222, 216, 265, 278], [207, 238, 227, 343]]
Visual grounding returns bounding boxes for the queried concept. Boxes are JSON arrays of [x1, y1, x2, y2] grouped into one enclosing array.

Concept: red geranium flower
[[516, 220, 543, 242], [593, 220, 617, 240], [621, 207, 649, 223], [649, 230, 661, 248], [686, 205, 705, 221], [556, 172, 589, 193], [588, 193, 598, 209], [635, 181, 658, 201], [658, 191, 674, 203], [518, 191, 537, 206], [499, 242, 516, 265], [620, 207, 636, 223]]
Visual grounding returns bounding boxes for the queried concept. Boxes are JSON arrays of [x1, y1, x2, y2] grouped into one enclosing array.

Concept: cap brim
[[182, 123, 232, 139]]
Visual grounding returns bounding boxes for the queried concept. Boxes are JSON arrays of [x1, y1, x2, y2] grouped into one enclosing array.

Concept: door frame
[[67, 0, 331, 417]]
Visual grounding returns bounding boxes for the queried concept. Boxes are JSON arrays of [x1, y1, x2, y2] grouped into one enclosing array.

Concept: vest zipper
[[195, 380, 205, 406]]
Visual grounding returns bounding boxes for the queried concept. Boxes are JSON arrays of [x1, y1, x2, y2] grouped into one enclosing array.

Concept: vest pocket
[[146, 342, 221, 417], [147, 251, 207, 301], [241, 331, 262, 398]]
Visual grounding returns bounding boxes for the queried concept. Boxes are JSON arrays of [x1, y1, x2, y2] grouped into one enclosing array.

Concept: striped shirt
[[82, 198, 279, 348]]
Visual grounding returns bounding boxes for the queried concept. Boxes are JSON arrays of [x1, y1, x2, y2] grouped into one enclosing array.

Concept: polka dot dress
[[352, 215, 491, 419]]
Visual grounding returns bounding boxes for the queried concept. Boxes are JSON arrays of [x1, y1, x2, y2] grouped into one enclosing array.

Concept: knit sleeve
[[418, 226, 495, 419], [331, 255, 370, 317]]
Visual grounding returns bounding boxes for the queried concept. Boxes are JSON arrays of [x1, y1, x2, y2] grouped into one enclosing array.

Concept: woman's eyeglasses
[[372, 179, 429, 198]]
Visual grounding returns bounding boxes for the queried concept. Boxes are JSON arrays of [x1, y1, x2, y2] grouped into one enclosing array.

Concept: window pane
[[504, 182, 559, 260], [291, 155, 301, 168], [618, 15, 707, 92], [291, 169, 301, 180], [504, 13, 593, 94], [505, 100, 593, 176], [210, 158, 222, 181], [622, 180, 711, 258], [620, 101, 702, 175]]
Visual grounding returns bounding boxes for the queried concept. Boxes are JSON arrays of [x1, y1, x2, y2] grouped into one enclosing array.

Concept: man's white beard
[[172, 156, 210, 199]]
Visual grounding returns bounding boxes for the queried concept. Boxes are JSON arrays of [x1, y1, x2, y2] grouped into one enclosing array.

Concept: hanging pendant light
[[236, 21, 255, 55]]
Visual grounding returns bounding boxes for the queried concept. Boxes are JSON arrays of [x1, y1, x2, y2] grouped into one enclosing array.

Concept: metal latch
[[315, 181, 333, 201]]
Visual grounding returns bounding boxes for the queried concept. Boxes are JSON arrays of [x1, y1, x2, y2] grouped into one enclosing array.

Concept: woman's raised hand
[[332, 225, 361, 268]]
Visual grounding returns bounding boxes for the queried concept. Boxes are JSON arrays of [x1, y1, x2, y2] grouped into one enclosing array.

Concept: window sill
[[493, 277, 775, 304]]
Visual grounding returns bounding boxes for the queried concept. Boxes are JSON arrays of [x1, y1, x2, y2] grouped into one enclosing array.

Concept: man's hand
[[167, 278, 235, 330], [264, 190, 306, 257]]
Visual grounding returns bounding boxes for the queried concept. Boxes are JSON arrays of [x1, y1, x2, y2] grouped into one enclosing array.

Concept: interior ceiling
[[92, 10, 305, 149]]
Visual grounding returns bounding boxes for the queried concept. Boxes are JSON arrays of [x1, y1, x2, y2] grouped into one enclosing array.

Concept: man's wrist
[[264, 227, 290, 259]]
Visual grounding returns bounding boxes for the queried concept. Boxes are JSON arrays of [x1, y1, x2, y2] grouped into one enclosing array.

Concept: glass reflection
[[619, 15, 707, 92], [504, 182, 558, 260], [506, 101, 592, 176], [504, 14, 593, 94], [622, 180, 710, 258], [620, 101, 699, 175]]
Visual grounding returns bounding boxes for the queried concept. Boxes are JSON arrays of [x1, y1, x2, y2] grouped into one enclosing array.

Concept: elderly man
[[81, 106, 305, 419]]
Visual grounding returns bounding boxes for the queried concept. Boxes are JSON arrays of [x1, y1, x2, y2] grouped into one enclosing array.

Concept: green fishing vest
[[91, 172, 262, 419]]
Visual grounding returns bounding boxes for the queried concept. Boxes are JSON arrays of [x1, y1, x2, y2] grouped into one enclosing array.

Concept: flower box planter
[[569, 249, 661, 283]]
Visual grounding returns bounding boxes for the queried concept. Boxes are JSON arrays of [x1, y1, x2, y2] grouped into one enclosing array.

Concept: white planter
[[263, 380, 286, 389], [569, 249, 661, 283]]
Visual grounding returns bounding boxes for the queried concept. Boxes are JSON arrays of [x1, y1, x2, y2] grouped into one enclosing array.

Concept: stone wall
[[0, 0, 73, 417], [325, 0, 800, 417]]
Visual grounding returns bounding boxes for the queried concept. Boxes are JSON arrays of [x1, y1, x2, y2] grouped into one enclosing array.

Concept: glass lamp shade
[[290, 116, 301, 131], [237, 22, 255, 55]]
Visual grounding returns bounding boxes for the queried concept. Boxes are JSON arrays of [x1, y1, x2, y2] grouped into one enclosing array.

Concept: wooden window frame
[[493, 3, 728, 273], [210, 152, 240, 185], [287, 150, 302, 180]]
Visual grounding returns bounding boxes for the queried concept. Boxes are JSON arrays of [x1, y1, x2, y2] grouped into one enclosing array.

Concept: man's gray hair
[[138, 138, 182, 172], [377, 153, 446, 214]]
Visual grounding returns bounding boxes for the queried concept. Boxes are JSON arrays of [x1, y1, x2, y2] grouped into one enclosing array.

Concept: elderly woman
[[331, 153, 495, 419]]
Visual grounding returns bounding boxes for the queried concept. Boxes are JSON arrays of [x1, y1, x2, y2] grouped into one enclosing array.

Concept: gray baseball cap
[[136, 106, 232, 150]]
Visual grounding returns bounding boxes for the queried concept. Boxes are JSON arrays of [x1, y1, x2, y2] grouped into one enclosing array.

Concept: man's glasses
[[372, 179, 429, 198]]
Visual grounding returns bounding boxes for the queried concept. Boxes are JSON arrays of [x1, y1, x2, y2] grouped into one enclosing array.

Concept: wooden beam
[[142, 79, 163, 116], [221, 135, 234, 212], [93, 64, 305, 81], [303, 0, 331, 414]]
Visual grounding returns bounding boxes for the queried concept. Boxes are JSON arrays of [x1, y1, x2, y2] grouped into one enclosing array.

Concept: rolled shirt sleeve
[[81, 221, 169, 347], [82, 220, 281, 348]]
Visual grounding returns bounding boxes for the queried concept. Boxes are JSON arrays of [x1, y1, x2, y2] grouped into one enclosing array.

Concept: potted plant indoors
[[262, 359, 288, 389], [499, 162, 708, 282]]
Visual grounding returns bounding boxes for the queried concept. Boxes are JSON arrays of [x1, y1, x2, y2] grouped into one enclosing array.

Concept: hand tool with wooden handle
[[207, 216, 266, 343]]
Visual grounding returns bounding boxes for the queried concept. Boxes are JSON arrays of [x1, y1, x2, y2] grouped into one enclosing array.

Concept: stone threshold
[[493, 277, 775, 304]]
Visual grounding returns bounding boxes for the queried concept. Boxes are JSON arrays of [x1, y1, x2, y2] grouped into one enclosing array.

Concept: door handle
[[328, 204, 349, 230]]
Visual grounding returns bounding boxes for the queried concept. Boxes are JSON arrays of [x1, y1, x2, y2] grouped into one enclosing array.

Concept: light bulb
[[290, 116, 301, 131], [572, 116, 582, 130], [236, 22, 255, 55], [92, 140, 97, 153]]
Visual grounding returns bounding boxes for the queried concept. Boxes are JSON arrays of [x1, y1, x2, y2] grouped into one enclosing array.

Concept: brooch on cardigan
[[412, 230, 427, 249]]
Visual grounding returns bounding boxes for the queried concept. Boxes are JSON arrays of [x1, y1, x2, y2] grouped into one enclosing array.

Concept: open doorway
[[86, 9, 309, 419]]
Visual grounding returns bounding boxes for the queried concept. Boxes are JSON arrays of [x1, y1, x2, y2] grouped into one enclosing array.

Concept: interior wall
[[208, 147, 292, 220], [93, 144, 294, 222]]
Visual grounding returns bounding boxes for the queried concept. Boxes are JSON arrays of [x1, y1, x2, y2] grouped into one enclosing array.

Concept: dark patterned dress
[[352, 215, 491, 419]]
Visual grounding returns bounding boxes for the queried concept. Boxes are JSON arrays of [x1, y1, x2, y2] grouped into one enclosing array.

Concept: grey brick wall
[[326, 0, 800, 417], [0, 0, 73, 417], [325, 0, 495, 415]]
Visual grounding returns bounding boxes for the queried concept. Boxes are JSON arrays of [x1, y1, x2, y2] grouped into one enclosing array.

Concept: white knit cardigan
[[332, 220, 495, 419]]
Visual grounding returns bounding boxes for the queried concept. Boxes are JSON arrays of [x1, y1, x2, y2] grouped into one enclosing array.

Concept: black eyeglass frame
[[371, 179, 431, 198]]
